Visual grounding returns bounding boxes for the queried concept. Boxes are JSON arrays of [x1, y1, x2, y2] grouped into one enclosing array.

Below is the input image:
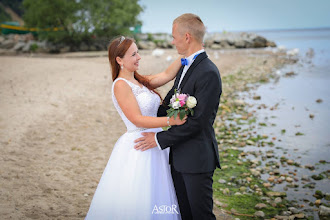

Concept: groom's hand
[[134, 132, 157, 151]]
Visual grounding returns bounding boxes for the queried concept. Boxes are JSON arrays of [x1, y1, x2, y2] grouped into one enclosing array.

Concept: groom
[[134, 13, 222, 220]]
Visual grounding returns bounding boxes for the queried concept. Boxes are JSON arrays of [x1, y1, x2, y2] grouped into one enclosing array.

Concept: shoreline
[[0, 48, 301, 219]]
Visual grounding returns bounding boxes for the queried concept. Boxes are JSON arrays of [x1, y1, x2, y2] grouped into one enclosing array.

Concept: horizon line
[[142, 26, 330, 34]]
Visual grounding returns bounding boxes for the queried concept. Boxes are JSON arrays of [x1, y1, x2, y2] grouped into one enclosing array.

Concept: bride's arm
[[114, 80, 186, 128], [144, 56, 183, 89]]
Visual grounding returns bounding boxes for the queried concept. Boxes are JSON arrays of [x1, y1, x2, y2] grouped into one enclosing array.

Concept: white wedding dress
[[85, 78, 181, 220]]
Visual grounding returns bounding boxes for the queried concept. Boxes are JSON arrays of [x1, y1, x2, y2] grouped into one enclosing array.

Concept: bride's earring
[[121, 65, 123, 70]]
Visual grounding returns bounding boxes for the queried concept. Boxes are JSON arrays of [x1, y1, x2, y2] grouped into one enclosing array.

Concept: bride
[[85, 36, 186, 220]]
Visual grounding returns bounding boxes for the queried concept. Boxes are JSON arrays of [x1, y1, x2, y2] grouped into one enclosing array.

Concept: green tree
[[23, 0, 79, 44], [78, 0, 143, 37], [22, 0, 143, 45], [0, 5, 11, 23]]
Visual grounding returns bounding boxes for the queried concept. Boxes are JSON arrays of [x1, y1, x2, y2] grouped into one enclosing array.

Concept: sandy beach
[[0, 49, 287, 219]]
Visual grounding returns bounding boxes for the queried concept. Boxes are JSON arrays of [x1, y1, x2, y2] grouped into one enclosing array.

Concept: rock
[[285, 71, 296, 77], [266, 153, 274, 158], [255, 203, 267, 209], [274, 197, 282, 203], [286, 177, 293, 183], [315, 199, 322, 206], [301, 175, 310, 181], [294, 213, 304, 219], [286, 160, 294, 165], [234, 100, 246, 106], [214, 199, 228, 208], [316, 98, 323, 103], [210, 44, 222, 49], [254, 211, 265, 218], [234, 192, 242, 196], [12, 42, 26, 51], [239, 186, 246, 192], [253, 95, 261, 100], [319, 205, 330, 216], [268, 176, 275, 182], [261, 197, 270, 202], [311, 174, 324, 180], [218, 179, 226, 184], [325, 193, 330, 200], [305, 164, 315, 170], [266, 191, 287, 197], [314, 190, 323, 199], [250, 169, 261, 177], [263, 183, 271, 188], [0, 39, 16, 49], [223, 188, 230, 195], [309, 114, 315, 119], [273, 215, 292, 220], [273, 169, 280, 175], [281, 211, 291, 216], [137, 41, 156, 50], [253, 35, 268, 48], [288, 207, 299, 214]]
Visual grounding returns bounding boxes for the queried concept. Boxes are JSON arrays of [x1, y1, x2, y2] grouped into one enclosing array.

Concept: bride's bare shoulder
[[113, 79, 132, 96]]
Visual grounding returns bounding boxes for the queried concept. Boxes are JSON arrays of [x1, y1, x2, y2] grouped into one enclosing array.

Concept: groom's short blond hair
[[173, 13, 206, 43]]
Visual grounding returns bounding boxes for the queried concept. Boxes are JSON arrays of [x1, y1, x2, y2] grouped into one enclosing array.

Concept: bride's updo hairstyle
[[108, 36, 162, 101]]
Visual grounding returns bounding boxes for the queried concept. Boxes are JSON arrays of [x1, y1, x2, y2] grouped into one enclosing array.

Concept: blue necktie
[[181, 53, 200, 66]]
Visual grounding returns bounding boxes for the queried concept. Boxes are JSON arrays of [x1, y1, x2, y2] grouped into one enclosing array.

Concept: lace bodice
[[111, 77, 161, 132]]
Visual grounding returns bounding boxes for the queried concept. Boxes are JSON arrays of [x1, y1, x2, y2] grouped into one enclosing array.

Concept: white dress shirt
[[155, 49, 205, 150]]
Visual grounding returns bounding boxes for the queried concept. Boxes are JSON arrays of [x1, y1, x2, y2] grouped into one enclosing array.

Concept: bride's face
[[120, 43, 141, 72]]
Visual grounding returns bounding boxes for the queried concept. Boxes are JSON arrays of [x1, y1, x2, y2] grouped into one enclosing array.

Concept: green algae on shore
[[212, 52, 307, 219]]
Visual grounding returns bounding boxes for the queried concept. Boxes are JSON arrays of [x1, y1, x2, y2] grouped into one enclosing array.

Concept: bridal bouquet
[[166, 89, 197, 120]]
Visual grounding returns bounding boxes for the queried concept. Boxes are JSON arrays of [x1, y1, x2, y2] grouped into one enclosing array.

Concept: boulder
[[12, 42, 26, 51], [0, 39, 15, 49], [319, 205, 330, 216], [137, 41, 156, 50]]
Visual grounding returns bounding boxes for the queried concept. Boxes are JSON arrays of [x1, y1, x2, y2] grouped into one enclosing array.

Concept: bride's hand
[[170, 114, 187, 126]]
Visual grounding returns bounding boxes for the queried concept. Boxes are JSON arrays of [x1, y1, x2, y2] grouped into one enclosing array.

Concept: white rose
[[172, 101, 180, 109], [186, 96, 197, 108]]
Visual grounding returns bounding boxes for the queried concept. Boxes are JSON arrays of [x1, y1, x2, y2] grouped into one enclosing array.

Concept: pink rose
[[177, 94, 187, 102], [179, 100, 185, 107]]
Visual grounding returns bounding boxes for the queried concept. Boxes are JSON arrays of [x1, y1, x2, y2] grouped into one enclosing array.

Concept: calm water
[[242, 28, 330, 218]]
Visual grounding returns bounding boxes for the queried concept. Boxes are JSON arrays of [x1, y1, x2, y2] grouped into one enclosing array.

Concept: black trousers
[[171, 165, 216, 220]]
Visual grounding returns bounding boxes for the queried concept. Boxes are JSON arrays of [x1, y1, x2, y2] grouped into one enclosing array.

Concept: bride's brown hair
[[108, 36, 162, 101]]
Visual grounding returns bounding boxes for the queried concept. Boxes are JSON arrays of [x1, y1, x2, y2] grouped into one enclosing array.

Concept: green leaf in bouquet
[[190, 109, 194, 116], [173, 110, 179, 119], [167, 110, 174, 117], [179, 109, 186, 120]]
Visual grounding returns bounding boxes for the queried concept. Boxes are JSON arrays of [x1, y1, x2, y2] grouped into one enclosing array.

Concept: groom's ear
[[185, 33, 192, 43]]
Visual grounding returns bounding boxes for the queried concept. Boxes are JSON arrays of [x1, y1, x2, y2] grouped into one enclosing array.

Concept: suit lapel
[[174, 66, 184, 89], [178, 52, 208, 89]]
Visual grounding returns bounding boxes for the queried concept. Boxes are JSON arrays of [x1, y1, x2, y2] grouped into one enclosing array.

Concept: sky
[[138, 0, 330, 33]]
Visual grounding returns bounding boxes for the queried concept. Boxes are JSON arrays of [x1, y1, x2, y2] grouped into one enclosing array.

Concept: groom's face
[[172, 23, 187, 56]]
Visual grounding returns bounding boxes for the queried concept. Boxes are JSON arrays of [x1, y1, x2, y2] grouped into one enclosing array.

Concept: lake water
[[242, 28, 330, 218]]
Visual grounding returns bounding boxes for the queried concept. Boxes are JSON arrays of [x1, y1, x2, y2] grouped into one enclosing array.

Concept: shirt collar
[[185, 49, 205, 65]]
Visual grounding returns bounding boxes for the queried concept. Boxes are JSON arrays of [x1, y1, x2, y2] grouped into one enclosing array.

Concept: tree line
[[1, 0, 143, 46]]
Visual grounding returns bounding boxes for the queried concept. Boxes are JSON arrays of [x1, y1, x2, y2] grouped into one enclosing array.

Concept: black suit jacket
[[157, 52, 222, 173]]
